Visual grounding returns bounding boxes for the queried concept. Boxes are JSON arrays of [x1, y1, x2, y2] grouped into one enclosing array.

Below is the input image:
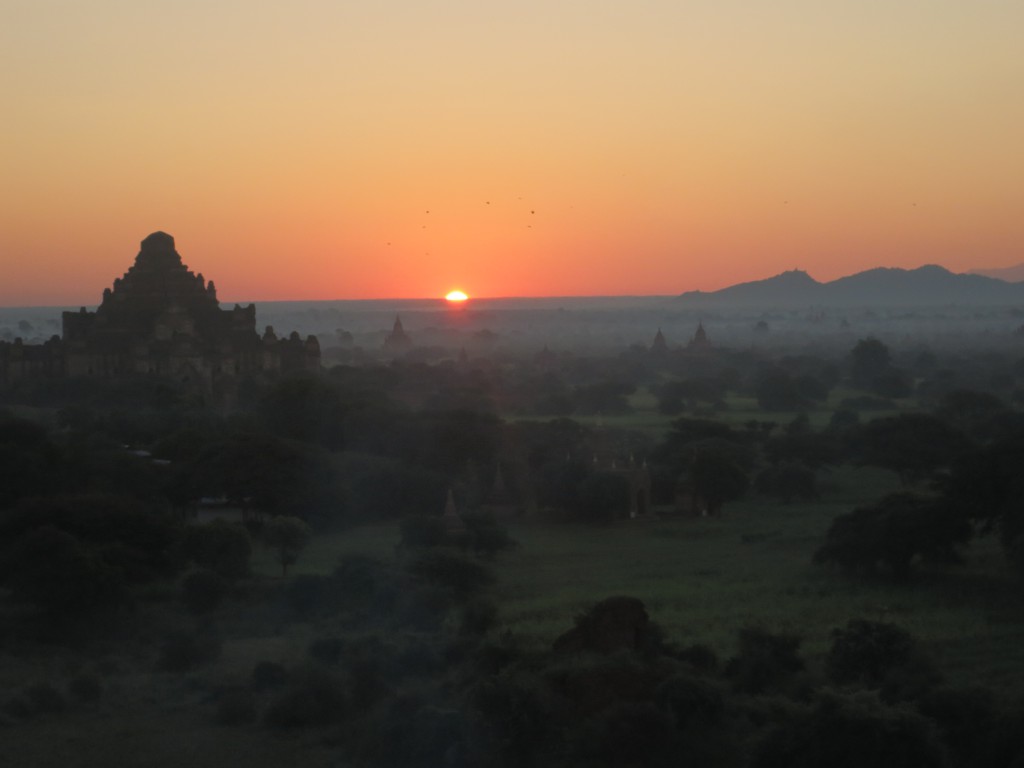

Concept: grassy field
[[251, 462, 1024, 698]]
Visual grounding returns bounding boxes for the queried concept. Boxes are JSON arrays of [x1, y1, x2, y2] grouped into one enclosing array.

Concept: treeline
[[5, 338, 1024, 546]]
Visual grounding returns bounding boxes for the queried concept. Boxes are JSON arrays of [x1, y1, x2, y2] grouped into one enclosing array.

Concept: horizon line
[[0, 293, 680, 311], [1, 260, 1018, 310]]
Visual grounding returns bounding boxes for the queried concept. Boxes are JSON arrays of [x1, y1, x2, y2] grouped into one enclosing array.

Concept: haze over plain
[[2, 1, 1023, 305]]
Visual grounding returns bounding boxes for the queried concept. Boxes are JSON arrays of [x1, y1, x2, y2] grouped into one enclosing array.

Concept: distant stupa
[[383, 315, 412, 352], [688, 322, 711, 350], [442, 488, 466, 533], [651, 328, 668, 353]]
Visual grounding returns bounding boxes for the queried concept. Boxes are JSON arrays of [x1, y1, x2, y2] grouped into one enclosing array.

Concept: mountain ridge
[[969, 263, 1024, 283], [678, 264, 1024, 307]]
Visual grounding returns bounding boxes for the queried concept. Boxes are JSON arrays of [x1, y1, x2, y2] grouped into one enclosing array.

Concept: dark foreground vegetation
[[2, 333, 1024, 766]]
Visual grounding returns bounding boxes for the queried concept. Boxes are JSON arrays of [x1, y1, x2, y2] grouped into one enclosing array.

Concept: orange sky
[[2, 1, 1023, 305]]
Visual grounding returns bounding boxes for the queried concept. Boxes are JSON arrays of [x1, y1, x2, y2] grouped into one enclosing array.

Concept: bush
[[181, 568, 229, 614], [726, 627, 805, 696], [398, 515, 449, 550], [216, 689, 257, 726], [407, 551, 493, 600], [308, 637, 345, 665], [567, 701, 678, 768], [284, 574, 335, 618], [343, 636, 392, 709], [573, 471, 632, 523], [826, 619, 940, 701], [423, 706, 478, 764], [3, 683, 67, 719], [545, 653, 660, 718], [68, 672, 102, 702], [751, 690, 949, 768], [553, 596, 661, 656], [459, 512, 518, 557], [263, 669, 347, 728], [655, 673, 726, 728], [472, 671, 559, 765], [917, 687, 996, 765], [3, 695, 33, 719], [0, 494, 183, 584], [459, 597, 499, 637], [0, 525, 124, 615], [262, 515, 310, 577], [755, 464, 818, 503], [252, 661, 288, 691], [158, 628, 222, 672], [25, 683, 66, 714], [673, 643, 720, 673], [180, 521, 251, 580]]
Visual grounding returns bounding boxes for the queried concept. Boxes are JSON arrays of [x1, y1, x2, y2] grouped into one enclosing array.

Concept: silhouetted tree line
[[816, 392, 1024, 580]]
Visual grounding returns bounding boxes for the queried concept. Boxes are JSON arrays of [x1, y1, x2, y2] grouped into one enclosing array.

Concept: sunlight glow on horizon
[[2, 1, 1022, 305]]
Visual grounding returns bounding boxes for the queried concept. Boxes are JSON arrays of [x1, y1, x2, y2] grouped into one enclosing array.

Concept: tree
[[553, 596, 661, 655], [186, 433, 345, 525], [181, 568, 229, 614], [752, 690, 950, 768], [655, 419, 753, 516], [0, 493, 183, 583], [0, 416, 64, 508], [849, 338, 891, 385], [726, 627, 805, 696], [763, 419, 840, 470], [849, 338, 912, 397], [573, 471, 631, 523], [657, 378, 725, 415], [0, 526, 123, 615], [687, 451, 749, 516], [407, 550, 493, 600], [935, 389, 1012, 442], [188, 434, 298, 521], [756, 372, 812, 411], [397, 514, 449, 551], [413, 409, 503, 474], [755, 463, 818, 503], [258, 374, 347, 449], [814, 492, 970, 580], [826, 619, 940, 701], [572, 380, 635, 415], [857, 414, 969, 485], [459, 512, 518, 556], [181, 521, 252, 580], [943, 433, 1024, 576], [263, 516, 311, 577]]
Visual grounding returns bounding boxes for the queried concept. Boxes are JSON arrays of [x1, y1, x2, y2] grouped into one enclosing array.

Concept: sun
[[445, 290, 469, 303]]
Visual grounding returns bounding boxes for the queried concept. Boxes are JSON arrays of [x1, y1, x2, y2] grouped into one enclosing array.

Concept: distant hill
[[969, 263, 1024, 283], [677, 265, 1024, 307]]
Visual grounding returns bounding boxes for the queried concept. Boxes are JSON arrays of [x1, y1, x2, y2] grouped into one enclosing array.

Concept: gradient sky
[[2, 1, 1023, 305]]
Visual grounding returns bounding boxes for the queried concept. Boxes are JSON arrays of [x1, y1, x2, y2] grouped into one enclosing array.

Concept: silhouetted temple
[[651, 328, 668, 353], [383, 315, 412, 352], [688, 322, 711, 350], [1, 232, 320, 396]]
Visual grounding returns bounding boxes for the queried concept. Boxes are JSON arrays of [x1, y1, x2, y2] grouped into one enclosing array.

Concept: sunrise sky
[[2, 1, 1023, 305]]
